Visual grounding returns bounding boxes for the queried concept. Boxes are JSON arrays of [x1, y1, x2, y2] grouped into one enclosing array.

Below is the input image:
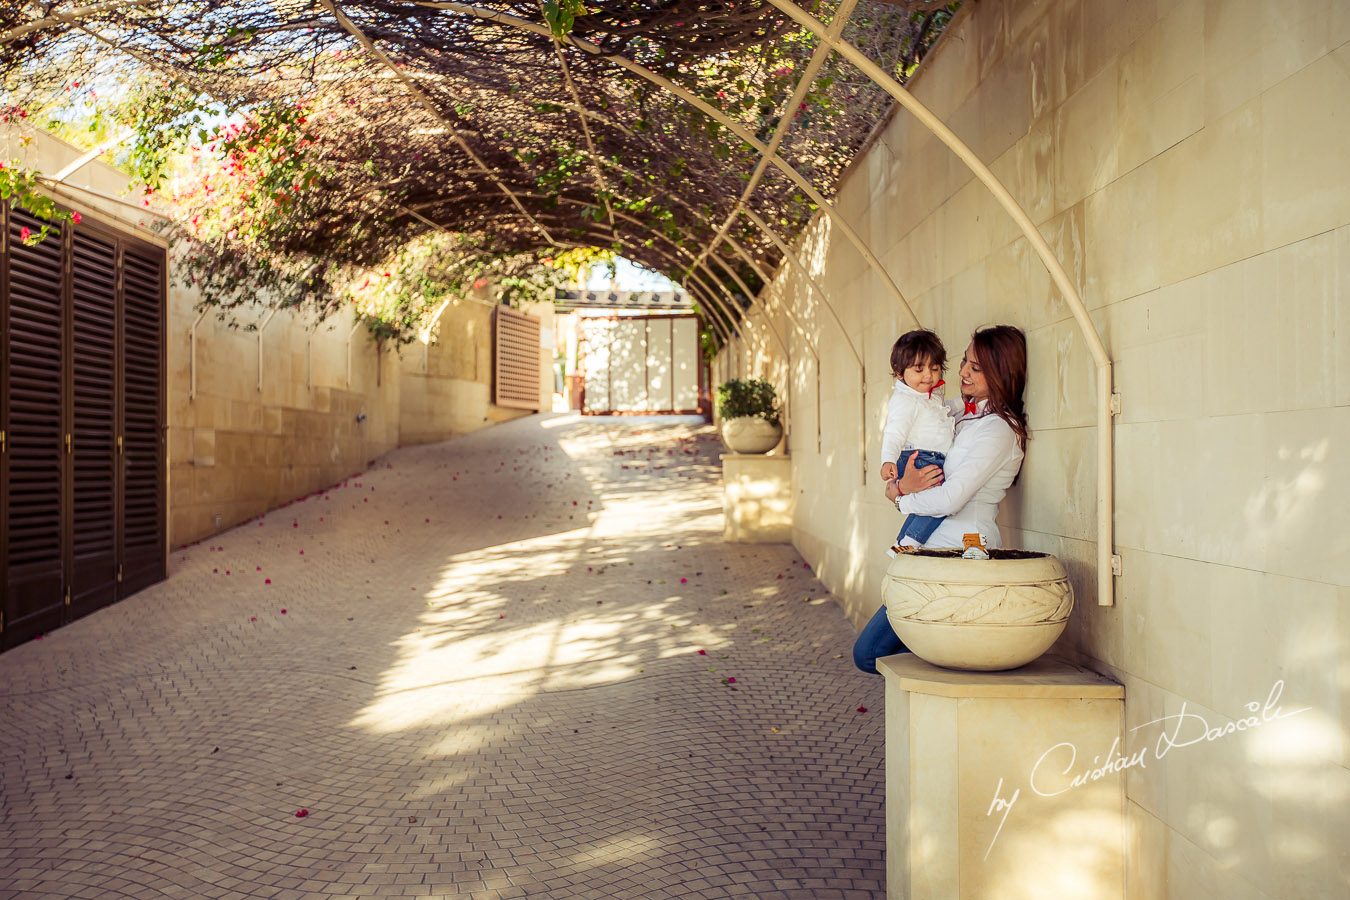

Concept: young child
[[879, 329, 955, 555]]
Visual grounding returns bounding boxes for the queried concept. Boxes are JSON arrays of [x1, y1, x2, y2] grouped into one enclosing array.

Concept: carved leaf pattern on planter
[[887, 578, 1072, 625]]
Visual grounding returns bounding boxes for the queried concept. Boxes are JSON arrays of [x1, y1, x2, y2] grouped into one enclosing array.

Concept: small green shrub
[[716, 378, 780, 426]]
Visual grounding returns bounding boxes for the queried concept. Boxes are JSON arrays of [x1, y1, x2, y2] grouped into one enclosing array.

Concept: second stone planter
[[719, 416, 783, 454], [882, 549, 1074, 672]]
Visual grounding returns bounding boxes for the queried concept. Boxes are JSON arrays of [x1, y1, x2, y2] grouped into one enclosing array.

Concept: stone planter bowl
[[720, 417, 782, 454], [883, 549, 1074, 672]]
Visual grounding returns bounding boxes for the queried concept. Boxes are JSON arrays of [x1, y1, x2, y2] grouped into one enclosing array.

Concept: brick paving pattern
[[0, 414, 884, 900]]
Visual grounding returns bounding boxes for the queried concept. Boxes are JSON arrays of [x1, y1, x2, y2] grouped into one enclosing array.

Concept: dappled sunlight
[[1243, 437, 1331, 559], [982, 787, 1124, 900], [350, 412, 791, 738], [567, 832, 665, 868], [539, 411, 582, 428], [1247, 709, 1341, 769], [1, 405, 885, 900]]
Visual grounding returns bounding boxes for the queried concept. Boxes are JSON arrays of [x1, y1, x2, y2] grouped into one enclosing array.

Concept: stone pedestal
[[721, 453, 792, 542], [877, 654, 1125, 900]]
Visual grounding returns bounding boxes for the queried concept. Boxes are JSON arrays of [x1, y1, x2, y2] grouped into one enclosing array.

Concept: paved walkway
[[0, 414, 884, 900]]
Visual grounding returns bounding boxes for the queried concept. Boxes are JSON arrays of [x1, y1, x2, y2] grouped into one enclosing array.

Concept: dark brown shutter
[[494, 306, 542, 410], [3, 208, 66, 644], [118, 242, 165, 596], [68, 228, 119, 617]]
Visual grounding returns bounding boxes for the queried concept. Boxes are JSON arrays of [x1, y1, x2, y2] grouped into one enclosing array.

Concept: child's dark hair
[[890, 329, 947, 377]]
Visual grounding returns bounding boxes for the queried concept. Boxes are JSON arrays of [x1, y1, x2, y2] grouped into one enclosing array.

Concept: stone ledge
[[877, 652, 1123, 699]]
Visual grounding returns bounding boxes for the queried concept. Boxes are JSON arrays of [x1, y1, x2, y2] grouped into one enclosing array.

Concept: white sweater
[[880, 380, 955, 464], [897, 398, 1024, 549]]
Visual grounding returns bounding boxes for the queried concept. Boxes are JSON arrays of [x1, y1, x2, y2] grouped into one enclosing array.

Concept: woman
[[852, 324, 1029, 674]]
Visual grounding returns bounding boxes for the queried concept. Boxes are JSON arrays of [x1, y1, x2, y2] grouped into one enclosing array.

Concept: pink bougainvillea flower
[[19, 226, 30, 242], [727, 677, 736, 683], [250, 616, 257, 622], [680, 578, 687, 584], [299, 550, 304, 555], [697, 649, 706, 655], [280, 609, 287, 614], [265, 579, 271, 585], [295, 809, 308, 818], [256, 566, 261, 571], [856, 706, 868, 713], [72, 212, 82, 224]]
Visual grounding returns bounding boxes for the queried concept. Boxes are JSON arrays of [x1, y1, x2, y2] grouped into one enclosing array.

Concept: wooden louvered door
[[3, 207, 67, 644], [68, 228, 119, 618], [118, 242, 165, 597], [1, 203, 166, 650]]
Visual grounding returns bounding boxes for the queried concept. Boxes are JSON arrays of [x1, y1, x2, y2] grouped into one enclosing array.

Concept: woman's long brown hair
[[971, 325, 1029, 450]]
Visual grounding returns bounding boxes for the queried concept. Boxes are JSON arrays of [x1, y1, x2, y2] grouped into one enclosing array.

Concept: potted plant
[[882, 549, 1075, 671], [717, 378, 783, 453]]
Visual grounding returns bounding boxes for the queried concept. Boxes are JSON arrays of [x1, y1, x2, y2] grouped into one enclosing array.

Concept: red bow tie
[[964, 399, 979, 415]]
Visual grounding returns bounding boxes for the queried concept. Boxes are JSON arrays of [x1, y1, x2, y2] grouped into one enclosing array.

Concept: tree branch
[[1, 0, 159, 46]]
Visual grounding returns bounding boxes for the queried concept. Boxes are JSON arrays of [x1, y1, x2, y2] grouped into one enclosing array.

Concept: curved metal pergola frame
[[5, 0, 1119, 605], [404, 0, 1120, 602]]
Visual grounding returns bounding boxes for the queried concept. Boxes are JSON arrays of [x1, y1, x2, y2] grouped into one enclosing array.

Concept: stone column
[[877, 654, 1125, 900], [720, 453, 792, 542]]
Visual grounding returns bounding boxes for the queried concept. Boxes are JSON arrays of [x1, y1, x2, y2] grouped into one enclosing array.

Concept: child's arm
[[879, 388, 919, 479], [896, 418, 1020, 517]]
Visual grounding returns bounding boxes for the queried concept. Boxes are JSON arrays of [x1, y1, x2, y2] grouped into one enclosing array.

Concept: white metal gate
[[578, 315, 703, 415]]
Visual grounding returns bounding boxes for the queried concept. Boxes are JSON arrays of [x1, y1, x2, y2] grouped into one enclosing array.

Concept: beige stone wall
[[168, 299, 403, 547], [5, 127, 545, 552], [717, 0, 1349, 895], [396, 297, 535, 444]]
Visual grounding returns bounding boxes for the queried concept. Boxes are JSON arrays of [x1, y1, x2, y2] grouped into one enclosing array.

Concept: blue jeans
[[895, 448, 946, 545], [852, 604, 910, 674]]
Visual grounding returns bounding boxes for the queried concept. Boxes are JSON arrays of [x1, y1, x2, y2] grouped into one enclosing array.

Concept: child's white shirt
[[881, 380, 955, 463]]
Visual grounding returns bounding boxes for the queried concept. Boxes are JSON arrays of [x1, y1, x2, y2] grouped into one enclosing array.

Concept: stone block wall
[[717, 0, 1349, 895]]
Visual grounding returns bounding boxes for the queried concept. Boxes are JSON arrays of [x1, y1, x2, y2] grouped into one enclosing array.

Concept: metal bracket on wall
[[346, 320, 364, 389], [188, 307, 208, 402], [257, 307, 279, 393], [305, 319, 323, 391]]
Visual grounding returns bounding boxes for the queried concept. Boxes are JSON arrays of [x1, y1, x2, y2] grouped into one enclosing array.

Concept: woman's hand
[[894, 454, 943, 496]]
